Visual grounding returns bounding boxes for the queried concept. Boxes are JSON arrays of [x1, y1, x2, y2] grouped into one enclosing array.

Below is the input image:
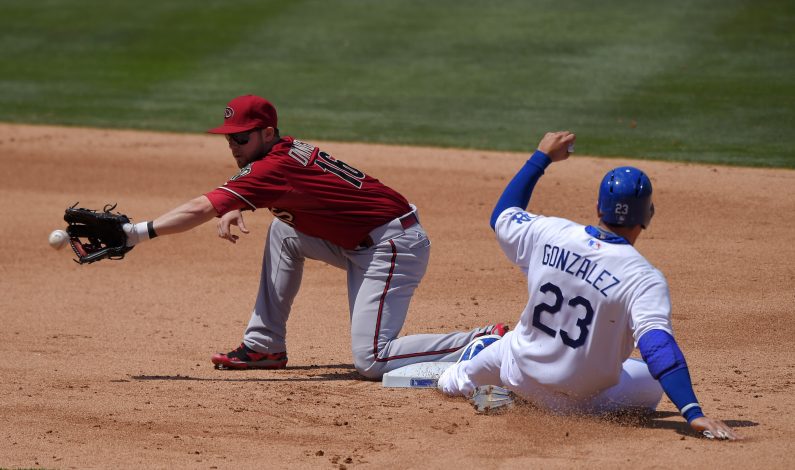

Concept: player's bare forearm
[[152, 196, 219, 236]]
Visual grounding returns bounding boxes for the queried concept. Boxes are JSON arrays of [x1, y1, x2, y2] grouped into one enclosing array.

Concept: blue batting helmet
[[598, 166, 654, 228]]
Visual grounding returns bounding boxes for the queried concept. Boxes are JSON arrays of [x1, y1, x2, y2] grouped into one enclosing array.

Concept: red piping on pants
[[372, 240, 469, 362], [372, 240, 397, 359]]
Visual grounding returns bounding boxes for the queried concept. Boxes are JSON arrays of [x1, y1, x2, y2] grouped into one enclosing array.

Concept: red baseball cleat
[[211, 343, 288, 370], [482, 323, 510, 338]]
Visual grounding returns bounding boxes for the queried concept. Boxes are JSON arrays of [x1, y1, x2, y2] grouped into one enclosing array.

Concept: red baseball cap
[[207, 95, 278, 134]]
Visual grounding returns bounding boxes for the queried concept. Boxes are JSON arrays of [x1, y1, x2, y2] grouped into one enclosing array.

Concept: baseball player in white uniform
[[438, 131, 741, 440]]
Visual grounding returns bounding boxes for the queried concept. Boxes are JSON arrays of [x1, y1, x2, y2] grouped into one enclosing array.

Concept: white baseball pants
[[438, 331, 663, 413]]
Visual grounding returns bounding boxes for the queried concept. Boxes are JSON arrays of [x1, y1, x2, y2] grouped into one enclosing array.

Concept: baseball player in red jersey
[[122, 95, 507, 378]]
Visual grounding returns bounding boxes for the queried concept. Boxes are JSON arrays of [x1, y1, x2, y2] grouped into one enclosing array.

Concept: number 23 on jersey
[[532, 282, 595, 349]]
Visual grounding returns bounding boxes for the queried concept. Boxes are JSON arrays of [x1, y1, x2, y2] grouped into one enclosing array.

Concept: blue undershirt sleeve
[[638, 329, 705, 423], [659, 368, 705, 423], [490, 150, 552, 230]]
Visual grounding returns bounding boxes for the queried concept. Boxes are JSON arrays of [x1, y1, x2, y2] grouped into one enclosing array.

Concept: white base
[[382, 361, 453, 388]]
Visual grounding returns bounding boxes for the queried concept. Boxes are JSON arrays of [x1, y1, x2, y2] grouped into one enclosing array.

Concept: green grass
[[1, 0, 793, 167]]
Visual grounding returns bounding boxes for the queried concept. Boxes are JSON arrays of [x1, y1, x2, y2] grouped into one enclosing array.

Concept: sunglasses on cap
[[225, 129, 258, 145]]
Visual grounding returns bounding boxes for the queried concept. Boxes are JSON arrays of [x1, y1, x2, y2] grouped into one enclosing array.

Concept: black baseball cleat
[[211, 343, 288, 370]]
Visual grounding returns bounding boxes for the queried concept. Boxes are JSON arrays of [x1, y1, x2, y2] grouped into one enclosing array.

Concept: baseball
[[48, 229, 69, 250]]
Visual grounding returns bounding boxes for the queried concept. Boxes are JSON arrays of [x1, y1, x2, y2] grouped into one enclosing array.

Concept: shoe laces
[[227, 343, 253, 360]]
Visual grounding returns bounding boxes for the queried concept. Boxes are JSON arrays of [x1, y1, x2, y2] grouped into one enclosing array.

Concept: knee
[[351, 344, 387, 379], [351, 337, 390, 379], [353, 356, 386, 380]]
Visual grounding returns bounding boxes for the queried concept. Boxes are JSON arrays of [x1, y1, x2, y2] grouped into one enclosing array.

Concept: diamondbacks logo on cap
[[224, 106, 234, 119]]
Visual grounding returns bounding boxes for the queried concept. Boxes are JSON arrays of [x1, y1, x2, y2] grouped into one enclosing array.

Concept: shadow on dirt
[[600, 409, 759, 439], [128, 363, 360, 382]]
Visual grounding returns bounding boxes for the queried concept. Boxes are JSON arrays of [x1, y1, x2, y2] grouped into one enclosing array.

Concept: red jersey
[[205, 137, 411, 249]]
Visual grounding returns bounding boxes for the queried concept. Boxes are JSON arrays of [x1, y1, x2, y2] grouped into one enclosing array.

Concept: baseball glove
[[64, 203, 133, 264]]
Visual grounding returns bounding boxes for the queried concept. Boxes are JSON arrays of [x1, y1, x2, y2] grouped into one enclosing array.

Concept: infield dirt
[[1, 123, 793, 469]]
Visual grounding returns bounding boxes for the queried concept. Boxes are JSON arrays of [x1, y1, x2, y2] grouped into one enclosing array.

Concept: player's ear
[[262, 126, 277, 143]]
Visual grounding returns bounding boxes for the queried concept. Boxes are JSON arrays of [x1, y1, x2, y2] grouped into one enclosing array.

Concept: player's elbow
[[638, 329, 687, 380], [489, 210, 499, 231], [188, 195, 218, 217]]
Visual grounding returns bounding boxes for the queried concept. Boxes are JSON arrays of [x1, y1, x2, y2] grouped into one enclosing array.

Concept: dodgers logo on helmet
[[598, 167, 654, 228]]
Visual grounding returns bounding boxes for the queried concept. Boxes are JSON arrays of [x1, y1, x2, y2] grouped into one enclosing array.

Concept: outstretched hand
[[690, 416, 743, 441], [217, 209, 249, 244], [537, 131, 576, 162]]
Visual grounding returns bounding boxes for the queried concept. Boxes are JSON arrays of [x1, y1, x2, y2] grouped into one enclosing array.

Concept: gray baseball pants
[[242, 208, 490, 379]]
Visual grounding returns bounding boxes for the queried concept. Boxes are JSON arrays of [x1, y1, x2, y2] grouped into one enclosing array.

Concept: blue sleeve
[[490, 150, 551, 230], [638, 329, 705, 423], [659, 368, 704, 423]]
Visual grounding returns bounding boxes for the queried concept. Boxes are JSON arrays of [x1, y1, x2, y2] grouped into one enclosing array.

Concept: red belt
[[359, 212, 419, 248]]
